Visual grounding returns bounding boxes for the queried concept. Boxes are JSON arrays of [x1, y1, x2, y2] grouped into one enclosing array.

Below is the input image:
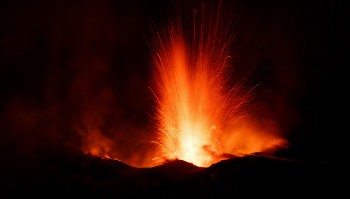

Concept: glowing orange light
[[151, 3, 287, 167], [79, 2, 288, 168]]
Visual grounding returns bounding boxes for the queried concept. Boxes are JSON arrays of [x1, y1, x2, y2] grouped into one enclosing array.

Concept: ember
[[151, 1, 287, 167]]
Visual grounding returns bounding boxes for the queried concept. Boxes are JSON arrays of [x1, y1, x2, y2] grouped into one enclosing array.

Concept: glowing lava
[[78, 2, 288, 168], [151, 4, 287, 167]]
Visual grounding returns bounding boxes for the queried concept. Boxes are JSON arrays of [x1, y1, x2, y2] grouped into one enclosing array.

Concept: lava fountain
[[151, 3, 287, 167], [76, 1, 288, 168]]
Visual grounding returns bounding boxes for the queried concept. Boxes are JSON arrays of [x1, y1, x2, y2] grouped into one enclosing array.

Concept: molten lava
[[78, 2, 288, 168], [151, 4, 287, 167]]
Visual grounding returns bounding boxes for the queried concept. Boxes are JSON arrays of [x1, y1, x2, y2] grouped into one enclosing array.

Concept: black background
[[0, 0, 346, 192]]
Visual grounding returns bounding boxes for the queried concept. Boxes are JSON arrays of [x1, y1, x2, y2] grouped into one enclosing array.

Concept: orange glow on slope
[[151, 4, 288, 167], [78, 127, 114, 159]]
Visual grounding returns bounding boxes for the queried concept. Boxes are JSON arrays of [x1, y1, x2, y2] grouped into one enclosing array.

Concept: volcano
[[2, 154, 337, 197], [0, 0, 344, 197]]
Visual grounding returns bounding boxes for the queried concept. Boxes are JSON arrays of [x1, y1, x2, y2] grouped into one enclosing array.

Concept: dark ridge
[[6, 153, 333, 198]]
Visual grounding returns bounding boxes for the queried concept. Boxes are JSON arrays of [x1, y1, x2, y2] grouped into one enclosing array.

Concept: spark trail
[[151, 3, 252, 167]]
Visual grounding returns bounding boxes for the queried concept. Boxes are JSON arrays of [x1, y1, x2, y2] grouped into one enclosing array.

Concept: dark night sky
[[0, 0, 346, 181]]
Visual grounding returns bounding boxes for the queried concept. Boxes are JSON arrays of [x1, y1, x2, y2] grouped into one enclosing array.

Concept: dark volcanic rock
[[1, 154, 337, 198], [30, 154, 335, 197]]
